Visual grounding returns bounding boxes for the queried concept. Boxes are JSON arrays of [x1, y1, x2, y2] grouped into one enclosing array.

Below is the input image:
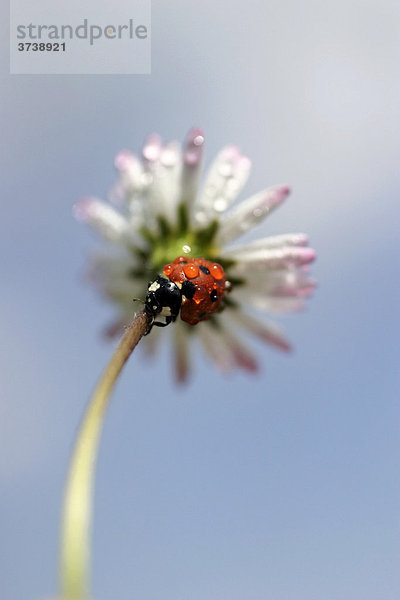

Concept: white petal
[[148, 141, 182, 222], [73, 197, 128, 242], [215, 185, 290, 245], [234, 269, 317, 300], [217, 324, 258, 372], [231, 246, 316, 271], [222, 233, 309, 257], [142, 133, 162, 165], [109, 150, 145, 210], [222, 310, 292, 352], [113, 149, 144, 192], [234, 290, 306, 312], [194, 146, 251, 225], [160, 141, 181, 168], [266, 279, 316, 298], [181, 128, 205, 211], [198, 321, 258, 373], [233, 272, 312, 299], [198, 322, 234, 372]]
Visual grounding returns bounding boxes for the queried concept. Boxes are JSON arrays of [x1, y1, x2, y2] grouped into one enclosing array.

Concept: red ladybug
[[164, 256, 227, 325], [144, 257, 229, 331]]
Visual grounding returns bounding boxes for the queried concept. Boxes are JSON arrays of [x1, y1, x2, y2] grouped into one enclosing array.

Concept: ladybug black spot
[[182, 280, 196, 299], [199, 265, 210, 275], [210, 289, 218, 302], [199, 311, 207, 319]]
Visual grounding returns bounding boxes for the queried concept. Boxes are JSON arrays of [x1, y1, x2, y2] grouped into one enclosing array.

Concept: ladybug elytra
[[144, 257, 229, 332]]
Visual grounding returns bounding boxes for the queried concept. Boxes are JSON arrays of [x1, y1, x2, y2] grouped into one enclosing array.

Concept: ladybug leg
[[143, 317, 171, 336], [143, 307, 177, 335]]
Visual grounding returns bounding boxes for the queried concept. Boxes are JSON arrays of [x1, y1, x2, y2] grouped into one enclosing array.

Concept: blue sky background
[[1, 1, 399, 599]]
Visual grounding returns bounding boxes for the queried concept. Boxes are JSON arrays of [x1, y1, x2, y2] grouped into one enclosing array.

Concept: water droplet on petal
[[193, 135, 204, 146], [213, 198, 228, 212], [143, 145, 159, 161], [195, 211, 208, 224]]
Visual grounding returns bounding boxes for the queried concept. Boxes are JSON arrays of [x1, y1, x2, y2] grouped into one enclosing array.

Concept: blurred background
[[1, 1, 399, 599]]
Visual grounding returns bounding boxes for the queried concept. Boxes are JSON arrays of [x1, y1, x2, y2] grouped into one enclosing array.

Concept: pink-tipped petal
[[216, 185, 290, 245], [184, 128, 205, 166], [243, 293, 306, 313], [142, 133, 162, 164], [160, 140, 181, 168], [230, 268, 316, 307], [114, 149, 140, 173], [148, 140, 182, 221], [269, 279, 317, 298], [219, 326, 259, 372], [223, 233, 309, 257], [73, 197, 127, 241], [227, 311, 292, 352], [195, 146, 252, 223], [181, 128, 205, 208], [232, 246, 316, 271], [198, 323, 234, 372], [110, 150, 144, 206]]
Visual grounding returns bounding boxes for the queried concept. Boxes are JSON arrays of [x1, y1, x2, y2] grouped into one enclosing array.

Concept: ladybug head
[[145, 275, 182, 328]]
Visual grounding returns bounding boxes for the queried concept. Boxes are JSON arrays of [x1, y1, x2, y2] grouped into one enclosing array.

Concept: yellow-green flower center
[[133, 204, 227, 277]]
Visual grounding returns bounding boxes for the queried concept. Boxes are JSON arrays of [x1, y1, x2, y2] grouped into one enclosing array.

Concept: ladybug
[[144, 257, 229, 332]]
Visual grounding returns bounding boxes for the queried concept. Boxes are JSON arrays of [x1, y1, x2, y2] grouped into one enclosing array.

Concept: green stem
[[59, 309, 152, 600]]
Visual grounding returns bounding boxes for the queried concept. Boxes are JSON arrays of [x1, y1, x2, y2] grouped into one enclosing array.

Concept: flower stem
[[59, 309, 152, 600]]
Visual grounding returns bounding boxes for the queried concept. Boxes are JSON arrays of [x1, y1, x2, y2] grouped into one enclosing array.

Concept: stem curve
[[59, 309, 152, 600]]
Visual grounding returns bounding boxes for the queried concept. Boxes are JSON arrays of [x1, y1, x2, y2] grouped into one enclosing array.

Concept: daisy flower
[[74, 129, 316, 381]]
